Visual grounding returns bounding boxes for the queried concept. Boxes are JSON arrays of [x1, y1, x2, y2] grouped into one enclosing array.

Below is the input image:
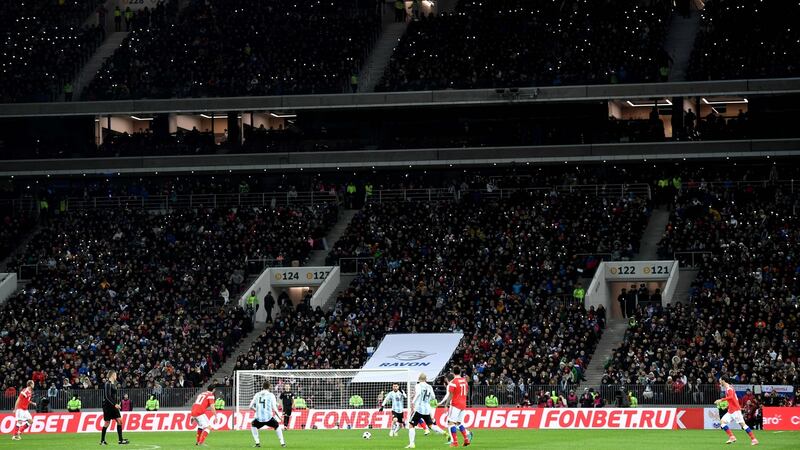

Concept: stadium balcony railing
[[364, 184, 651, 203], [673, 251, 713, 269], [680, 179, 800, 191], [15, 183, 651, 215]]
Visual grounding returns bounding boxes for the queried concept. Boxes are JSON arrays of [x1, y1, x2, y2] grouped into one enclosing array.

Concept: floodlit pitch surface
[[0, 429, 797, 449]]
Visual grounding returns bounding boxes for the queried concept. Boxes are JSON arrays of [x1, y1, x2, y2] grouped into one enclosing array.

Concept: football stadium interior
[[0, 0, 798, 449]]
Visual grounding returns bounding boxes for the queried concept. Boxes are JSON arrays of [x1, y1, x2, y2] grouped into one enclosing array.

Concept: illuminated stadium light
[[625, 99, 672, 107], [701, 97, 749, 105]]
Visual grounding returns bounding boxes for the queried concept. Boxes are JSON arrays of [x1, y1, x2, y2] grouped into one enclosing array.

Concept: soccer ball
[[362, 432, 372, 439]]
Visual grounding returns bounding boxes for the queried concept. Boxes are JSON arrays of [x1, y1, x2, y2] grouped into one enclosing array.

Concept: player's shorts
[[409, 412, 434, 428], [14, 409, 32, 422], [720, 410, 744, 426], [447, 406, 465, 424], [192, 414, 210, 430], [392, 411, 405, 424], [252, 418, 280, 430], [102, 404, 121, 421]]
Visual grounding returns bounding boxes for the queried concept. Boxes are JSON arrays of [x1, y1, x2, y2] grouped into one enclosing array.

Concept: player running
[[250, 382, 286, 448], [11, 380, 36, 440], [406, 373, 446, 449], [380, 383, 407, 437], [715, 379, 758, 446], [437, 367, 472, 447], [190, 385, 217, 446], [101, 370, 129, 445]]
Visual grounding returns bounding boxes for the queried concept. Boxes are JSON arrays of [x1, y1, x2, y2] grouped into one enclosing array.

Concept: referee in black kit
[[101, 370, 130, 445]]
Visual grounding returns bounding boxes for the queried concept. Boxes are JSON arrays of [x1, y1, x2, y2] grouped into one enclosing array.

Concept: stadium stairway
[[673, 268, 699, 304], [634, 207, 670, 261], [664, 9, 701, 81], [68, 31, 129, 100], [306, 209, 359, 267], [358, 21, 409, 92], [580, 207, 672, 387], [580, 318, 628, 388], [187, 321, 268, 407]]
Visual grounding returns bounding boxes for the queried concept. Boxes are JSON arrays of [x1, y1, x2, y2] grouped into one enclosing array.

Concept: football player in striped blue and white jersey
[[406, 373, 446, 449], [249, 382, 286, 448]]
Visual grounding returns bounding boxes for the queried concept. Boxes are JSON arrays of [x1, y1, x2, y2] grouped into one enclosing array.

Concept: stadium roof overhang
[[0, 78, 799, 118]]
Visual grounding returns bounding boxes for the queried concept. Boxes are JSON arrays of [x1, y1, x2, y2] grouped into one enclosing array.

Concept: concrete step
[[664, 11, 701, 82], [581, 319, 628, 388], [322, 274, 357, 311], [359, 21, 409, 92], [306, 209, 359, 266], [635, 208, 670, 261], [71, 31, 129, 99], [673, 269, 699, 304]]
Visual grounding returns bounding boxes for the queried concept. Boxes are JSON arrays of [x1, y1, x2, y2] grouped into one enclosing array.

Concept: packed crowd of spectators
[[378, 0, 672, 92], [83, 0, 381, 100], [0, 203, 338, 392], [236, 191, 650, 399], [0, 0, 104, 102], [602, 185, 800, 387], [688, 0, 800, 81]]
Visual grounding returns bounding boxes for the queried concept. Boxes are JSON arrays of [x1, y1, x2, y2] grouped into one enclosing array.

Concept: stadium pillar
[[152, 114, 170, 142], [671, 96, 683, 140], [227, 111, 241, 148]]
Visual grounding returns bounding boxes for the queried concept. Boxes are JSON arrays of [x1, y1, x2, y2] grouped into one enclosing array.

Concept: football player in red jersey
[[12, 380, 36, 440], [437, 367, 472, 447], [715, 379, 758, 445], [190, 385, 217, 446]]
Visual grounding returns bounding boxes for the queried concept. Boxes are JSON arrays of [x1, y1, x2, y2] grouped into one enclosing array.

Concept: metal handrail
[[18, 183, 651, 212], [673, 251, 713, 269], [338, 257, 375, 275], [680, 179, 795, 191]]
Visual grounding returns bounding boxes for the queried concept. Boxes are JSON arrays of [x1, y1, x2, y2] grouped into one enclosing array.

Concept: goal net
[[235, 369, 415, 430]]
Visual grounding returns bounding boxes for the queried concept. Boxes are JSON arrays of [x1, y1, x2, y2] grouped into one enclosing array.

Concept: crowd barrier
[[2, 407, 797, 434]]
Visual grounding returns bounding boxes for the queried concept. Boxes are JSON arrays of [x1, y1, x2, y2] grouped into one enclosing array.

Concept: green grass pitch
[[0, 429, 798, 450]]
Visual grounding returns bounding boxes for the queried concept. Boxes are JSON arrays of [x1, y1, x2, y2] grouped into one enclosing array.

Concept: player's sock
[[431, 424, 446, 434], [745, 427, 756, 440], [251, 427, 260, 444], [450, 426, 459, 444], [199, 430, 209, 444], [409, 426, 416, 445], [21, 423, 29, 434], [196, 428, 202, 443], [101, 426, 108, 442], [722, 425, 734, 438], [459, 424, 469, 441], [14, 425, 20, 435], [117, 426, 124, 442], [275, 427, 285, 445]]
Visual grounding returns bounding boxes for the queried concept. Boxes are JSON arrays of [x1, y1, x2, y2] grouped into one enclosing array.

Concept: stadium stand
[[0, 0, 104, 103], [236, 190, 649, 402], [377, 0, 672, 92], [0, 203, 338, 392], [0, 213, 32, 262], [602, 184, 800, 387], [688, 0, 800, 81], [82, 0, 381, 100]]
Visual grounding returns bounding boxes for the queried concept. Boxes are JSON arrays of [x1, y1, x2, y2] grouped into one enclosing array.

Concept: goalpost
[[235, 369, 415, 429]]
